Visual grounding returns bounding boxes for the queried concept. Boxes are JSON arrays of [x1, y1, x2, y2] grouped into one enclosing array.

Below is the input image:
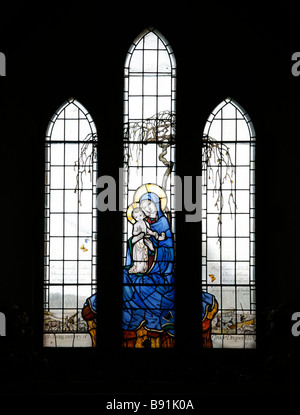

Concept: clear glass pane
[[129, 96, 143, 119], [65, 214, 78, 236], [143, 144, 157, 166], [221, 214, 235, 237], [143, 96, 157, 118], [157, 96, 171, 113], [158, 76, 171, 95], [207, 238, 221, 260], [128, 168, 142, 190], [51, 119, 64, 141], [237, 119, 250, 140], [50, 190, 64, 212], [50, 237, 63, 260], [144, 32, 157, 49], [129, 50, 143, 72], [50, 214, 64, 236], [64, 237, 78, 260], [79, 119, 92, 141], [236, 143, 250, 165], [208, 119, 221, 140], [236, 214, 249, 237], [222, 120, 236, 141], [64, 286, 77, 308], [222, 103, 236, 118], [65, 102, 78, 118], [65, 120, 79, 141], [144, 76, 156, 95], [221, 238, 235, 260], [207, 214, 220, 237], [65, 190, 79, 212], [51, 143, 64, 165], [130, 76, 143, 95], [222, 262, 235, 284], [78, 261, 92, 283], [50, 261, 63, 283], [64, 261, 77, 283], [237, 286, 250, 309], [236, 167, 250, 189], [64, 167, 77, 190], [79, 214, 92, 236], [78, 190, 92, 212], [158, 50, 171, 72], [65, 143, 79, 165], [50, 167, 64, 189], [222, 286, 236, 309], [144, 50, 157, 72], [236, 262, 250, 284], [236, 238, 250, 260], [49, 286, 63, 308]]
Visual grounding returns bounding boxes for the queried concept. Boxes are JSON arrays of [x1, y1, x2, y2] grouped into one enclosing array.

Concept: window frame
[[43, 97, 98, 348], [122, 27, 177, 348], [201, 97, 256, 349]]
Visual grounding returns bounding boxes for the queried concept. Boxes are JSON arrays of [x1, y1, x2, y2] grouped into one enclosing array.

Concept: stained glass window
[[202, 97, 256, 348], [122, 28, 176, 348], [43, 98, 98, 347]]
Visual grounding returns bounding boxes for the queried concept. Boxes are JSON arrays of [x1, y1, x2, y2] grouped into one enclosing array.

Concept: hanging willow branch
[[124, 110, 176, 191], [202, 134, 237, 241], [73, 119, 236, 242], [74, 132, 98, 204]]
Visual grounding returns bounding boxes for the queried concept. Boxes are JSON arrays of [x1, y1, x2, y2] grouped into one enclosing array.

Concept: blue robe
[[84, 192, 216, 338], [122, 192, 175, 335]]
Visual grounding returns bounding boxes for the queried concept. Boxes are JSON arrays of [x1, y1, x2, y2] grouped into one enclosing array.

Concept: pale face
[[140, 199, 157, 219], [133, 210, 145, 222]]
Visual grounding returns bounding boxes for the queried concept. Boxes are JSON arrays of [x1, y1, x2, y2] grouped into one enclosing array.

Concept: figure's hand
[[159, 232, 166, 240], [154, 231, 159, 239]]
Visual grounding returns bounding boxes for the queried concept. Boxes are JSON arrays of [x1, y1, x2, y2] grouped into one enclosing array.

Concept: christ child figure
[[128, 207, 165, 274]]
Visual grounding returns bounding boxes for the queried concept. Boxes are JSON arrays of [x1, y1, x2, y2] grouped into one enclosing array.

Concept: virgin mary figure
[[82, 183, 218, 348], [122, 185, 175, 347]]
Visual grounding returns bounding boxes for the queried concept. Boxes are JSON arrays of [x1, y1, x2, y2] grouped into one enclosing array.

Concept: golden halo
[[126, 202, 140, 224], [133, 183, 168, 211]]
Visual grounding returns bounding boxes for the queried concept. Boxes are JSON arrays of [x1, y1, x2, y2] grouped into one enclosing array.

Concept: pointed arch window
[[122, 28, 176, 348], [43, 98, 98, 347], [202, 97, 256, 349]]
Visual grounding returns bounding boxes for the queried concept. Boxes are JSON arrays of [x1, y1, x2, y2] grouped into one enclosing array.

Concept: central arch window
[[122, 28, 176, 348]]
